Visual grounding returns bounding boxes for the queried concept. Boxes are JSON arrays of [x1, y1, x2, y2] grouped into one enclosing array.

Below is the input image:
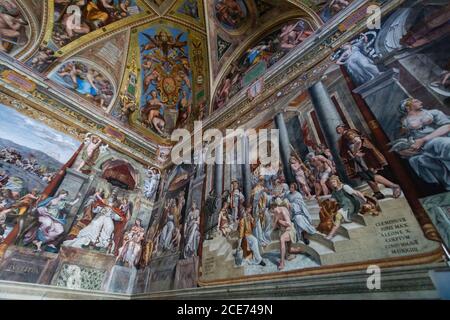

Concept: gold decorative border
[[167, 0, 206, 31], [287, 0, 325, 26], [13, 0, 41, 60], [0, 90, 85, 141]]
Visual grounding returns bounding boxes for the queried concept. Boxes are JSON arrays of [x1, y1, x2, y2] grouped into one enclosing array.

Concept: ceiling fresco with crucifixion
[[0, 0, 345, 146]]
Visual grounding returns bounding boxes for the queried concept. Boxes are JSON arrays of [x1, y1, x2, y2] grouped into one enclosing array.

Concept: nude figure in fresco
[[0, 0, 28, 52], [279, 20, 312, 51], [271, 198, 303, 271], [76, 134, 102, 173], [141, 90, 166, 135]]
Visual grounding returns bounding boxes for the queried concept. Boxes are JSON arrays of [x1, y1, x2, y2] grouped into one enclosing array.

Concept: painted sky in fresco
[[0, 104, 80, 163]]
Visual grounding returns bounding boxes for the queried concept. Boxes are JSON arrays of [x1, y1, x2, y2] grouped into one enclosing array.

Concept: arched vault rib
[[210, 10, 322, 110]]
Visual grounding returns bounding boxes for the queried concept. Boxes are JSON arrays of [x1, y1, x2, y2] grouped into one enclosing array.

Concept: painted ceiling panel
[[0, 0, 33, 56]]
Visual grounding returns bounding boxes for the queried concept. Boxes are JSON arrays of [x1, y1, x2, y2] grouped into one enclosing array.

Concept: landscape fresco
[[0, 104, 80, 244]]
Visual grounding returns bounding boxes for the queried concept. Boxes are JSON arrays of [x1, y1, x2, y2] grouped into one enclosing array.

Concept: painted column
[[308, 81, 349, 183], [214, 143, 224, 211], [274, 113, 295, 184], [242, 133, 252, 206]]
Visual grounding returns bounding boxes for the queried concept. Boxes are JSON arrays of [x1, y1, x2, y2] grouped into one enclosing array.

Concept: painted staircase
[[202, 197, 369, 269], [201, 185, 441, 281]]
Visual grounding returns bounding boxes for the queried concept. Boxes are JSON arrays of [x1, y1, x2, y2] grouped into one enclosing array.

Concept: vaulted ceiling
[[2, 0, 344, 147]]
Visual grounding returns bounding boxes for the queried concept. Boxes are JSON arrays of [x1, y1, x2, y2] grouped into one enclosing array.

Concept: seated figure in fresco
[[236, 207, 266, 267], [67, 188, 105, 239], [57, 63, 98, 97], [24, 190, 80, 252], [55, 0, 89, 39], [271, 198, 304, 271], [243, 42, 272, 68], [328, 175, 367, 223], [284, 183, 316, 245], [63, 205, 125, 252], [81, 0, 118, 28], [63, 189, 128, 253], [215, 0, 246, 28], [116, 219, 145, 268], [336, 124, 401, 200], [279, 20, 312, 51], [316, 198, 343, 240], [389, 98, 450, 191], [141, 91, 166, 136]]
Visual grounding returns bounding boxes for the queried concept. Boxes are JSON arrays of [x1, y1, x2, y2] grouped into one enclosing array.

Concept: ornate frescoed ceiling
[[0, 0, 354, 157]]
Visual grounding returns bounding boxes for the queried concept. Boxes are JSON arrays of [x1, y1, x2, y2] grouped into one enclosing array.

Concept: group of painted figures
[[52, 0, 138, 47], [0, 133, 164, 270], [207, 90, 450, 270], [211, 169, 379, 270]]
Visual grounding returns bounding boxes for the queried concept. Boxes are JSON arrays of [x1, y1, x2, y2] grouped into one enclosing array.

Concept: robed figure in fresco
[[284, 183, 316, 245], [251, 177, 272, 247], [63, 190, 130, 254], [183, 201, 200, 259], [335, 33, 381, 86], [116, 218, 145, 268], [390, 98, 450, 191], [337, 124, 401, 200], [23, 190, 80, 252]]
